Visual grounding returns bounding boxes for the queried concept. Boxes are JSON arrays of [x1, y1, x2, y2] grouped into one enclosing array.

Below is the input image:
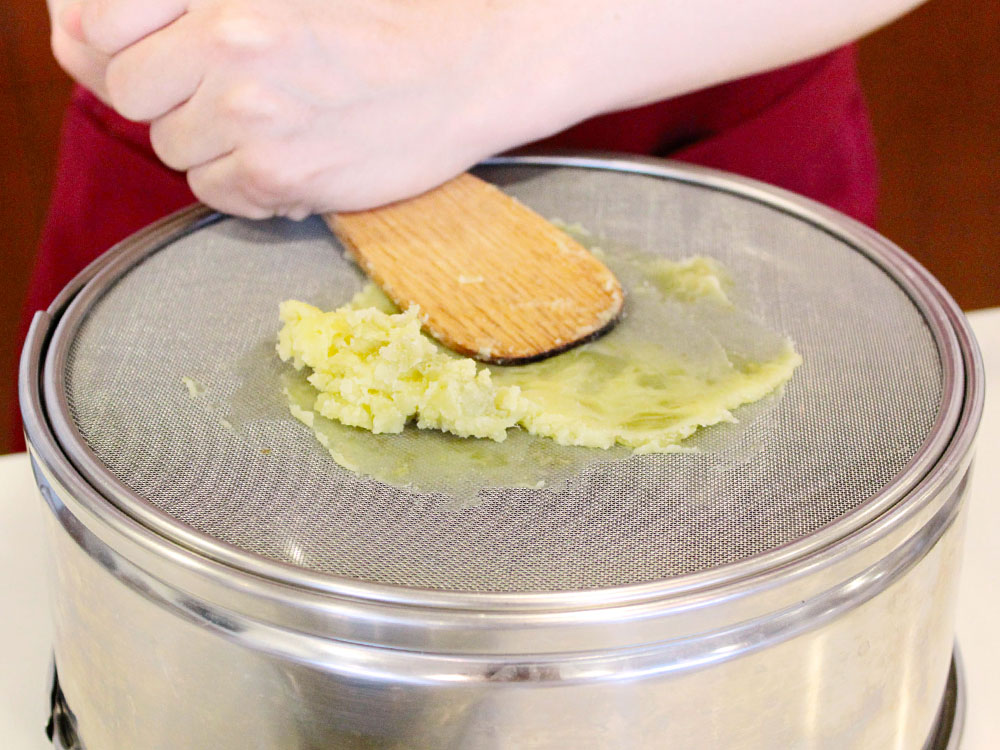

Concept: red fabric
[[11, 44, 877, 451], [529, 45, 877, 225], [23, 88, 195, 323]]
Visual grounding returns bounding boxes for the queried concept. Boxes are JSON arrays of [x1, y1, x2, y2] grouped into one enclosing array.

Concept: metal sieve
[[23, 156, 983, 749], [43, 157, 954, 593]]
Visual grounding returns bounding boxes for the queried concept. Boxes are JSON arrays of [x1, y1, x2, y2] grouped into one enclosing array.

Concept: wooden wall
[[1, 1, 74, 454], [858, 0, 999, 312], [1, 0, 997, 454]]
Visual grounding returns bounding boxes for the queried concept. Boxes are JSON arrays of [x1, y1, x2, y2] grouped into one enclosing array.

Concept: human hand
[[58, 0, 926, 219], [62, 0, 567, 219]]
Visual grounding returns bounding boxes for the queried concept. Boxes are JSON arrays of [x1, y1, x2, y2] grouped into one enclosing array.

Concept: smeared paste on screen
[[277, 246, 801, 480]]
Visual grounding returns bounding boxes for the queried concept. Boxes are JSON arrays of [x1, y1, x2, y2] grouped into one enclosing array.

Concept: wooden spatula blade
[[324, 173, 624, 363]]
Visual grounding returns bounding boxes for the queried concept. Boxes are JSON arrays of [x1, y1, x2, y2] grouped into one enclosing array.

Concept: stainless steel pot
[[20, 156, 984, 749]]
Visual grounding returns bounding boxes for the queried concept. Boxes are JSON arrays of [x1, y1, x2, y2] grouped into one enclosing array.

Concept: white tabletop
[[2, 308, 998, 749]]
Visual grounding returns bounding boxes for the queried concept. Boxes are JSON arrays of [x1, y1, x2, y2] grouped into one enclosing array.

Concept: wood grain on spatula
[[324, 173, 624, 364]]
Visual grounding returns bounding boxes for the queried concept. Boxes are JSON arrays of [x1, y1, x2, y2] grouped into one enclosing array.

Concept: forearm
[[494, 0, 924, 141]]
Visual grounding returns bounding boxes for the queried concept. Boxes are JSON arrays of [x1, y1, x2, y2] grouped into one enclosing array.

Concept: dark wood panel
[[1, 1, 73, 454], [858, 0, 1000, 310], [0, 83, 70, 455], [2, 0, 66, 83]]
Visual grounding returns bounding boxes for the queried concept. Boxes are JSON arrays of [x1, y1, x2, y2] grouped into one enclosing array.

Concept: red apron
[[13, 44, 876, 450]]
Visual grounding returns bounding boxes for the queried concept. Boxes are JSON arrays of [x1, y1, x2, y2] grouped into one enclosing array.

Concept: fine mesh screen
[[61, 165, 944, 591]]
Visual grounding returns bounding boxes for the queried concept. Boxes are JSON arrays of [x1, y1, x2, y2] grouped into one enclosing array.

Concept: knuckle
[[186, 168, 271, 218], [79, 0, 126, 54], [148, 119, 184, 170], [103, 58, 142, 120], [102, 57, 127, 102], [238, 151, 299, 206], [207, 6, 282, 57], [185, 168, 212, 204], [218, 82, 282, 125]]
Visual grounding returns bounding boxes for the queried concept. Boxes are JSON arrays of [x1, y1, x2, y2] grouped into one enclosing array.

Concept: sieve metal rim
[[37, 154, 970, 610], [20, 294, 982, 656]]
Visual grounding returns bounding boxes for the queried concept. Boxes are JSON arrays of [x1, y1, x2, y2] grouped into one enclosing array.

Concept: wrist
[[461, 1, 667, 156]]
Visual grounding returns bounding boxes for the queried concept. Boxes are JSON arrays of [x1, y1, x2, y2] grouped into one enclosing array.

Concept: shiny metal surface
[[20, 156, 985, 748], [42, 650, 971, 750], [29, 449, 973, 748]]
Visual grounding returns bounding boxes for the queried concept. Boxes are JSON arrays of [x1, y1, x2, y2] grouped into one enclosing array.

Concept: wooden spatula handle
[[324, 173, 623, 363]]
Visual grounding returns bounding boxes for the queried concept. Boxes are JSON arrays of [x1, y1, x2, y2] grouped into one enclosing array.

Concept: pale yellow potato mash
[[277, 253, 802, 464]]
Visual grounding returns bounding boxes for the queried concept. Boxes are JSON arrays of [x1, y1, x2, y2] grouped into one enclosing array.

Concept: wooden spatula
[[323, 173, 624, 364]]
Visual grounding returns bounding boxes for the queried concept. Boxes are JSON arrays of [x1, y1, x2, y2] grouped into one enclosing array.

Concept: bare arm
[[52, 0, 924, 218], [525, 0, 925, 123]]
